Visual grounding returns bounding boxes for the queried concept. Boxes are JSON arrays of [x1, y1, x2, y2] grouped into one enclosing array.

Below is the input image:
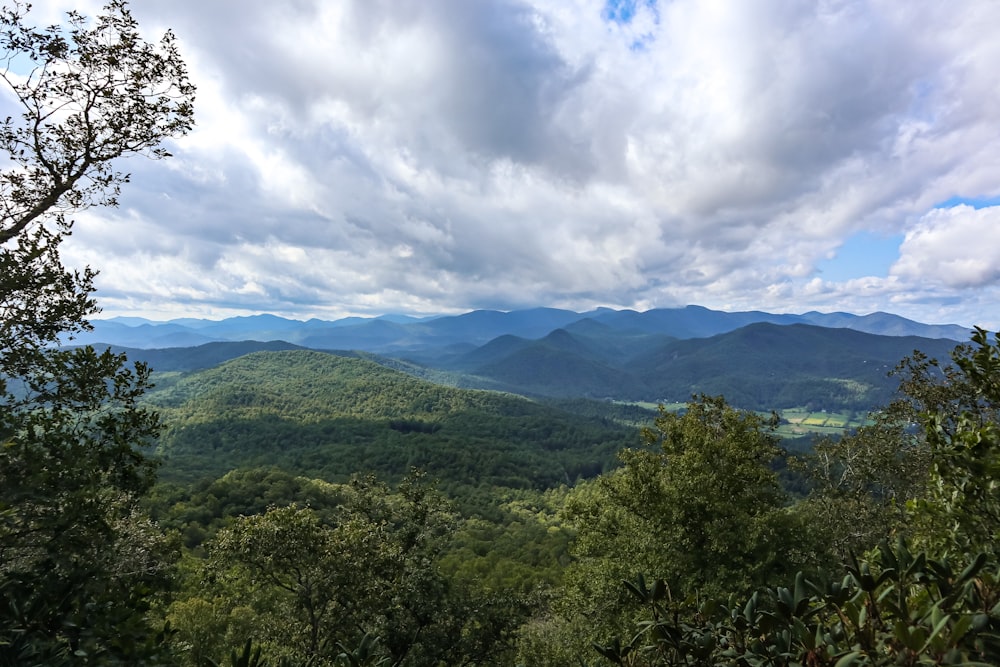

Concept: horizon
[[91, 303, 976, 330]]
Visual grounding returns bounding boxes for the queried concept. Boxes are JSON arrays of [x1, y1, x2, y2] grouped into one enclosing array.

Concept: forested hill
[[418, 322, 962, 411], [123, 321, 964, 416], [623, 322, 962, 410], [101, 339, 309, 371], [147, 350, 636, 489]]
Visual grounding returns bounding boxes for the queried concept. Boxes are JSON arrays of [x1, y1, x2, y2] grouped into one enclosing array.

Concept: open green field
[[773, 408, 869, 438], [616, 401, 870, 439], [627, 401, 687, 412]]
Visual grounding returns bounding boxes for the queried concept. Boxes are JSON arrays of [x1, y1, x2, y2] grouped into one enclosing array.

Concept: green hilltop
[[148, 350, 636, 490]]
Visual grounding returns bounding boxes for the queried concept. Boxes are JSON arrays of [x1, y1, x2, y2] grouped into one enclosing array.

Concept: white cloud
[[893, 205, 1000, 288], [17, 0, 999, 328]]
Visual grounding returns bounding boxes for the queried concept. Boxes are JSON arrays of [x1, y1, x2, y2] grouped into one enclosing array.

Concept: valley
[[40, 305, 998, 665], [121, 306, 962, 511]]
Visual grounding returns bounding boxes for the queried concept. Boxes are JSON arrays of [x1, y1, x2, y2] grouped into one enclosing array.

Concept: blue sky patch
[[816, 231, 903, 282], [934, 195, 1000, 210], [603, 0, 658, 25]]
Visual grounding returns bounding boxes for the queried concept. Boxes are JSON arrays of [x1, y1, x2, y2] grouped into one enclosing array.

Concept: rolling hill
[[122, 320, 965, 416], [146, 350, 636, 488], [624, 323, 960, 410], [407, 322, 960, 411]]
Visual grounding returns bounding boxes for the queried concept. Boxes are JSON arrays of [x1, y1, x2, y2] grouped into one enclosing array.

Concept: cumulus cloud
[[893, 205, 1000, 288], [15, 0, 997, 326]]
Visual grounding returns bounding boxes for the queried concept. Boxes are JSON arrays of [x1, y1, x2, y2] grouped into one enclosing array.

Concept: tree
[[574, 396, 794, 595], [208, 504, 391, 662], [186, 472, 523, 666], [904, 328, 1000, 555], [589, 329, 1000, 666], [783, 329, 1000, 569], [0, 0, 194, 359], [522, 396, 800, 663], [791, 413, 930, 566], [595, 539, 1000, 666], [0, 1, 194, 662]]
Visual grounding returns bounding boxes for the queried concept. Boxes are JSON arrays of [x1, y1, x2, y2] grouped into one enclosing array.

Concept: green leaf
[[833, 650, 865, 667]]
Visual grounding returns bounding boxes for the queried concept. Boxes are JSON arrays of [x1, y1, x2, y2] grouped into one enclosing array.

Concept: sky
[[11, 0, 1000, 328]]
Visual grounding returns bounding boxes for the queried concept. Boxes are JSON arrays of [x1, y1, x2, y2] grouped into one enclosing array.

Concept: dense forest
[[150, 331, 1000, 667], [10, 320, 1000, 665], [146, 350, 635, 491], [3, 3, 1000, 666]]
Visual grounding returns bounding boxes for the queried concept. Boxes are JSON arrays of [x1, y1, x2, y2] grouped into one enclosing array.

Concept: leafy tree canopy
[[0, 1, 194, 662], [589, 328, 1000, 666]]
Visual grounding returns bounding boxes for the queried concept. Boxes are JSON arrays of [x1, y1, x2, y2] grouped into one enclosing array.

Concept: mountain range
[[88, 306, 969, 414], [77, 305, 969, 351]]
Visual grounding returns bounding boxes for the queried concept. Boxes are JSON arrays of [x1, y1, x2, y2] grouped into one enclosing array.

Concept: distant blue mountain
[[399, 308, 586, 347], [798, 311, 969, 339], [93, 340, 310, 372], [67, 322, 219, 348], [587, 305, 803, 338], [75, 305, 971, 351]]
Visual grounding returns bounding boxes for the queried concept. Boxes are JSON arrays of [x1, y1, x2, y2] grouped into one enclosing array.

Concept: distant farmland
[[619, 401, 870, 439]]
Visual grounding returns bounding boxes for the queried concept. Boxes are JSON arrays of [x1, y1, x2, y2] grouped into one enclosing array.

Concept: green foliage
[[147, 351, 633, 490], [0, 358, 171, 662], [171, 472, 530, 666], [583, 328, 1000, 666], [541, 397, 660, 428], [596, 539, 1000, 666], [581, 396, 795, 595], [526, 396, 801, 661], [905, 327, 1000, 556], [334, 633, 392, 667], [54, 319, 997, 667], [148, 467, 350, 551], [442, 486, 574, 595], [781, 327, 1000, 571], [0, 1, 194, 661], [791, 413, 930, 566]]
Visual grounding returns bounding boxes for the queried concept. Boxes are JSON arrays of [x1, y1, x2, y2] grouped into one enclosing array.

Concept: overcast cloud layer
[[18, 0, 1000, 327]]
